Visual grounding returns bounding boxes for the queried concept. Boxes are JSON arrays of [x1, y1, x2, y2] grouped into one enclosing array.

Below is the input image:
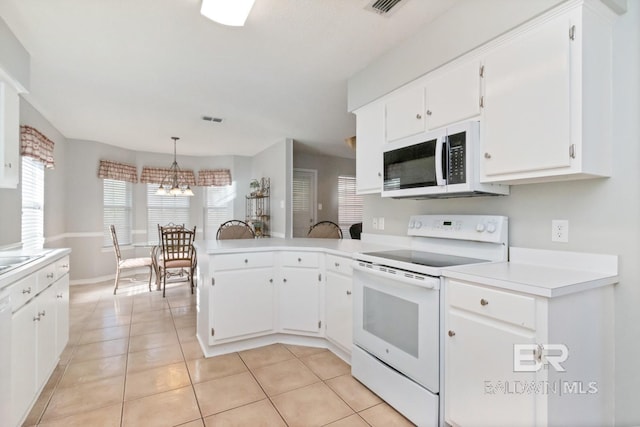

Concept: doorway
[[292, 169, 317, 237]]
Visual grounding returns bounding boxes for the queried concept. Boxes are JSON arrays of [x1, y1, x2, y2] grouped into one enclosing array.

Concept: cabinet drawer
[[326, 254, 352, 276], [10, 274, 37, 311], [448, 280, 536, 330], [212, 252, 273, 271], [281, 252, 318, 268], [36, 263, 57, 294], [56, 256, 70, 277]]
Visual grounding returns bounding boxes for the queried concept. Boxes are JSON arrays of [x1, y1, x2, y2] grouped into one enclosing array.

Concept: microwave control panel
[[447, 132, 466, 184]]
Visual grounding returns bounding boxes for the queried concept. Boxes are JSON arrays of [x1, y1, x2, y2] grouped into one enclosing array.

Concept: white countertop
[[0, 248, 71, 291], [196, 237, 396, 257], [442, 247, 619, 298]]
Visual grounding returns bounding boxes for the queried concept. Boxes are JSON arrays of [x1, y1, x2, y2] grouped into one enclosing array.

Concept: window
[[103, 179, 133, 246], [338, 176, 363, 237], [147, 183, 190, 243], [22, 157, 45, 250], [204, 184, 235, 240]]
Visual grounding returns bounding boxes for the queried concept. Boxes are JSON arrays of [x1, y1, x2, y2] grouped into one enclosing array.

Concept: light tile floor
[[23, 276, 415, 427]]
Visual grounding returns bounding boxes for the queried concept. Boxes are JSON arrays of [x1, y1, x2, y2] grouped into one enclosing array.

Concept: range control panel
[[408, 215, 508, 244]]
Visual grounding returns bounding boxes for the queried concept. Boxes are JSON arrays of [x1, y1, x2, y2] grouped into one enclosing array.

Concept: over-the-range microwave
[[382, 121, 509, 199]]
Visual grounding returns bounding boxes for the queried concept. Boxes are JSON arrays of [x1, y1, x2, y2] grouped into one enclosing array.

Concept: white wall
[[354, 2, 640, 424], [251, 139, 293, 238]]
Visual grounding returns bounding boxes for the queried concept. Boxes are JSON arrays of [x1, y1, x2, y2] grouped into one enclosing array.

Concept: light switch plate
[[551, 219, 569, 242]]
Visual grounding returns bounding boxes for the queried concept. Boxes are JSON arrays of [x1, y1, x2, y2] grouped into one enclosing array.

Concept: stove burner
[[363, 250, 486, 268]]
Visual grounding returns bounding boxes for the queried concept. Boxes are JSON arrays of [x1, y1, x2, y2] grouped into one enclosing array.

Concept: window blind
[[147, 183, 190, 243], [338, 176, 363, 237], [292, 175, 311, 214], [204, 184, 235, 240], [103, 179, 132, 246], [21, 156, 45, 250]]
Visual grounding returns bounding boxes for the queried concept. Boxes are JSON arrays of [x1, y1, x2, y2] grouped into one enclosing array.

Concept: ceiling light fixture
[[157, 137, 194, 197], [200, 0, 256, 27]]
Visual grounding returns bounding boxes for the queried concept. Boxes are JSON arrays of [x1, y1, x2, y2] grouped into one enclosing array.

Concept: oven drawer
[[212, 252, 274, 271], [447, 280, 536, 330], [326, 254, 352, 276], [281, 251, 318, 268]]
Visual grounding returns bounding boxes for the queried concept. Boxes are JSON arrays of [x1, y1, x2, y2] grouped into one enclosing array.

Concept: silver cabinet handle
[[244, 259, 248, 264], [448, 330, 456, 337], [298, 257, 302, 262], [57, 293, 63, 299], [5, 162, 12, 168], [416, 113, 422, 119], [62, 264, 69, 268], [480, 298, 489, 306], [346, 290, 352, 295], [33, 315, 41, 322], [426, 110, 432, 116], [38, 310, 46, 317], [269, 278, 273, 283], [283, 278, 287, 283], [47, 273, 54, 279], [484, 153, 491, 159], [22, 287, 32, 294]]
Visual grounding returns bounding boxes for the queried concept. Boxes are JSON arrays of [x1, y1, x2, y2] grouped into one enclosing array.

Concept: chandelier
[[156, 137, 194, 196]]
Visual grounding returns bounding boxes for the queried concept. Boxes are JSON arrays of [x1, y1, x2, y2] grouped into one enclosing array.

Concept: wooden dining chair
[[216, 220, 255, 240], [308, 221, 343, 239], [109, 225, 153, 294], [158, 225, 197, 297]]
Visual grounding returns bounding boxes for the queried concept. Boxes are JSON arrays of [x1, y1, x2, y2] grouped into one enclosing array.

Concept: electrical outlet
[[318, 203, 323, 211], [551, 220, 569, 243], [372, 217, 378, 230], [378, 217, 385, 230]]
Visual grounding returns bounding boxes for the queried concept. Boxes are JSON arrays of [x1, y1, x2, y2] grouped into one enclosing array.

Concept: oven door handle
[[352, 261, 440, 290]]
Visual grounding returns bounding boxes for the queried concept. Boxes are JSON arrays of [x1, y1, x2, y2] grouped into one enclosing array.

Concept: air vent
[[202, 116, 223, 123], [365, 0, 407, 16]]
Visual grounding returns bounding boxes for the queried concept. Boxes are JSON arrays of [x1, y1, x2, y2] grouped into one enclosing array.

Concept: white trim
[[69, 268, 149, 286], [0, 242, 22, 250]]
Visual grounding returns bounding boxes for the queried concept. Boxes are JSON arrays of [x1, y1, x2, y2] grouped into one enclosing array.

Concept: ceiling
[[0, 0, 458, 158]]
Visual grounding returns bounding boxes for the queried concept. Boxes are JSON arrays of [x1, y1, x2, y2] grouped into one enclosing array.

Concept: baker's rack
[[246, 177, 270, 237]]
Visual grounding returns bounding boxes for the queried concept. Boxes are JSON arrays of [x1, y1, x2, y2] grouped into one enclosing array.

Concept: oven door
[[382, 132, 446, 198], [352, 262, 440, 392]]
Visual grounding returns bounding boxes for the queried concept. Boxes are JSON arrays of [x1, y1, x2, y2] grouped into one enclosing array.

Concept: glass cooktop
[[362, 249, 486, 268]]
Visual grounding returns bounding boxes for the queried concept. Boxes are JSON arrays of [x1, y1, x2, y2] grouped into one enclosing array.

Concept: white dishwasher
[[0, 288, 11, 426]]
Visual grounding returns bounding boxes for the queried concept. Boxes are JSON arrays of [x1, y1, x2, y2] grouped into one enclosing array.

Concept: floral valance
[[20, 125, 55, 169], [98, 160, 138, 183], [140, 166, 196, 186], [197, 169, 232, 186]]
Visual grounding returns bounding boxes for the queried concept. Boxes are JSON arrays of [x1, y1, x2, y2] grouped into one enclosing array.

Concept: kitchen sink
[[0, 255, 44, 275]]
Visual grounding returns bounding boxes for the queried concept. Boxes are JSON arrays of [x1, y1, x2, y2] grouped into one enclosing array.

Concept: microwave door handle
[[435, 136, 446, 186]]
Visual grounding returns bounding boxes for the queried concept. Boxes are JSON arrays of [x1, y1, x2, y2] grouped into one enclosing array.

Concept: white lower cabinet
[[9, 253, 70, 427], [324, 254, 353, 353], [209, 252, 275, 343], [444, 277, 614, 427], [278, 252, 322, 335]]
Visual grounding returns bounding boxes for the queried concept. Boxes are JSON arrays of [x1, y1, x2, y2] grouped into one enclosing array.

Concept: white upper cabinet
[[425, 59, 481, 131], [384, 82, 426, 142], [0, 77, 20, 189], [355, 101, 384, 194], [480, 1, 613, 184]]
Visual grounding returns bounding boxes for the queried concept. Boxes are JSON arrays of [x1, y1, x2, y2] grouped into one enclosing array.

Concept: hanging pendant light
[[200, 0, 256, 27], [157, 137, 194, 196]]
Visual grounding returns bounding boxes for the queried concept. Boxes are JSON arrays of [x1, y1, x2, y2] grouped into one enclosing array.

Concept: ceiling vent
[[202, 116, 223, 123], [365, 0, 408, 16]]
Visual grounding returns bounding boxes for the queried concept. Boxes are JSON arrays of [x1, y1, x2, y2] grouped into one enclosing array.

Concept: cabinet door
[[385, 84, 426, 142], [279, 268, 321, 335], [210, 268, 274, 343], [355, 102, 384, 194], [445, 310, 537, 427], [325, 271, 352, 352], [0, 78, 19, 188], [11, 301, 37, 427], [481, 12, 571, 179], [36, 285, 58, 388], [426, 59, 481, 130], [55, 275, 70, 356]]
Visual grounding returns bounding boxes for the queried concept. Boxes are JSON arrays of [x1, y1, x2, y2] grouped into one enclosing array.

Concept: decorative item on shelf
[[250, 179, 261, 196], [156, 137, 194, 196]]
